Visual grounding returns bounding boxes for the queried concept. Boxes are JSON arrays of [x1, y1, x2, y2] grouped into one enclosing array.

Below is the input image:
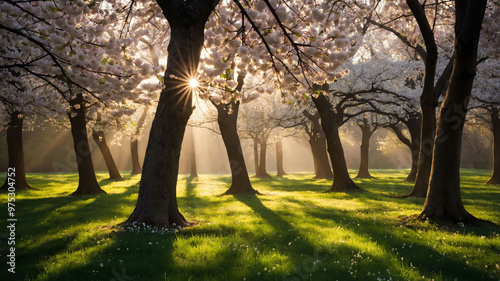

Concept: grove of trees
[[1, 0, 498, 228]]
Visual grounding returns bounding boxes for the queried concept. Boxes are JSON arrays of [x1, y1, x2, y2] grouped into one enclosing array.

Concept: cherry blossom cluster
[[198, 0, 365, 104], [0, 0, 163, 126]]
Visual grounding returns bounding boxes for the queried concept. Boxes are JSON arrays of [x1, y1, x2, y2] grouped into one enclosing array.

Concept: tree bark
[[68, 94, 105, 196], [303, 111, 332, 179], [1, 111, 32, 191], [130, 106, 149, 175], [419, 0, 488, 224], [256, 132, 271, 178], [276, 137, 287, 177], [126, 1, 218, 228], [486, 107, 500, 184], [312, 94, 362, 192], [130, 139, 142, 175], [411, 103, 436, 197], [404, 0, 438, 197], [355, 119, 374, 179], [92, 128, 123, 181], [213, 100, 259, 194]]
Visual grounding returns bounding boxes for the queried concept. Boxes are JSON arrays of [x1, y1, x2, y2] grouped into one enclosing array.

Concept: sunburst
[[163, 46, 209, 111]]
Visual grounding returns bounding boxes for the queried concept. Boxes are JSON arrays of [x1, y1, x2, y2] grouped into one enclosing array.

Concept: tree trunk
[[125, 2, 218, 227], [356, 119, 374, 179], [419, 0, 488, 224], [69, 94, 105, 196], [276, 137, 287, 177], [187, 126, 198, 178], [92, 128, 123, 181], [253, 137, 259, 174], [486, 107, 500, 184], [404, 0, 439, 197], [405, 117, 421, 181], [309, 140, 319, 175], [410, 103, 436, 197], [130, 106, 149, 175], [1, 112, 32, 191], [389, 118, 421, 182], [312, 94, 362, 192], [303, 111, 332, 179], [213, 100, 259, 194], [256, 133, 271, 178], [406, 145, 419, 181], [130, 138, 142, 175]]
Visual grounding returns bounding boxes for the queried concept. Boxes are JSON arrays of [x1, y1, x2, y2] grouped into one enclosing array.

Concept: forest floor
[[0, 169, 499, 281]]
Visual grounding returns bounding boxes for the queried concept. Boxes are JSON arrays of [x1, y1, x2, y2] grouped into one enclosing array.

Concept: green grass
[[0, 169, 499, 281]]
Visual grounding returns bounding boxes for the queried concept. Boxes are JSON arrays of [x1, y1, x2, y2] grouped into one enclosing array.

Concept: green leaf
[[221, 68, 232, 79], [157, 74, 164, 84], [88, 0, 97, 8], [58, 43, 69, 52], [313, 88, 323, 95]]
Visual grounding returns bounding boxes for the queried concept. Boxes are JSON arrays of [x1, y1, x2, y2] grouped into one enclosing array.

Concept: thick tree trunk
[[125, 3, 217, 227], [130, 139, 142, 175], [130, 106, 148, 175], [419, 0, 488, 224], [256, 133, 271, 178], [312, 94, 362, 192], [1, 112, 32, 191], [276, 137, 287, 177], [213, 100, 259, 194], [486, 107, 500, 184], [303, 111, 332, 179], [356, 119, 374, 179], [69, 94, 105, 196], [92, 128, 123, 181]]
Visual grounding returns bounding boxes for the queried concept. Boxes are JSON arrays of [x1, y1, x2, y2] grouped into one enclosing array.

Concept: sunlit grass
[[0, 170, 499, 281]]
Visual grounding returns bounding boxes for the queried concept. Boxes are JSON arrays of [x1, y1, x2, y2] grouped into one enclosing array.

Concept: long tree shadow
[[184, 176, 197, 199], [0, 185, 142, 279], [231, 194, 409, 281], [18, 228, 177, 281], [301, 202, 498, 280]]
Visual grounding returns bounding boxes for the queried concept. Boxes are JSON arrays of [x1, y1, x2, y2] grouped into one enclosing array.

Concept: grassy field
[[0, 169, 499, 281]]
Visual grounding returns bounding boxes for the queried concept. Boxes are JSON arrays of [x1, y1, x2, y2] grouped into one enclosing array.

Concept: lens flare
[[189, 78, 198, 89]]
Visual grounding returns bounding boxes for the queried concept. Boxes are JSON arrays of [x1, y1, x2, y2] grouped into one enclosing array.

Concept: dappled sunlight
[[1, 170, 498, 280]]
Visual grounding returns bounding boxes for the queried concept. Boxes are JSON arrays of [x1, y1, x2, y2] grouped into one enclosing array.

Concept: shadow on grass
[[0, 183, 176, 281], [185, 176, 197, 199], [21, 229, 177, 281], [230, 194, 409, 281], [301, 202, 495, 281]]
